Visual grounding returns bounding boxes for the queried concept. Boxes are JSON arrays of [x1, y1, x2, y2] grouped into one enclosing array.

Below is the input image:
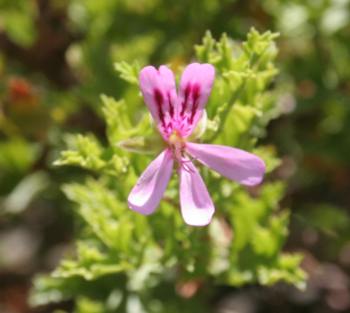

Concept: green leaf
[[114, 61, 141, 85], [54, 134, 106, 171], [53, 241, 131, 280]]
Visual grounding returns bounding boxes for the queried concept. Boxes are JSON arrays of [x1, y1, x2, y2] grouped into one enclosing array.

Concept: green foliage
[[54, 134, 107, 171], [1, 0, 349, 311], [0, 0, 37, 46], [114, 61, 141, 86], [0, 138, 40, 194], [299, 204, 350, 236], [196, 30, 280, 145], [31, 29, 305, 311], [54, 133, 129, 176], [263, 0, 350, 164], [1, 171, 49, 215]]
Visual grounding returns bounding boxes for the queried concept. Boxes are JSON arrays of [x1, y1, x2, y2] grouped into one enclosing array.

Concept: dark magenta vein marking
[[189, 84, 200, 123], [154, 88, 165, 126], [167, 92, 174, 117], [180, 83, 191, 116]]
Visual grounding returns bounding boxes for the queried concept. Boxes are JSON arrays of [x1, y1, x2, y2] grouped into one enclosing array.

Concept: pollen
[[168, 130, 186, 161], [168, 130, 184, 146]]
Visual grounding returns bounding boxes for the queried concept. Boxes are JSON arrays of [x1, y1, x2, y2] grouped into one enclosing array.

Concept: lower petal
[[186, 143, 265, 186], [128, 150, 173, 215], [179, 159, 215, 226]]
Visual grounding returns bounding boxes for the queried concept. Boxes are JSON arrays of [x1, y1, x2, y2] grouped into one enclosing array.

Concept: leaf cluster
[[32, 29, 305, 312]]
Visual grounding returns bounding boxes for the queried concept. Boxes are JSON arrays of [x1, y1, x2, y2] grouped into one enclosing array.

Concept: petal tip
[[242, 157, 266, 186], [127, 196, 150, 215], [183, 211, 214, 227], [179, 159, 215, 227]]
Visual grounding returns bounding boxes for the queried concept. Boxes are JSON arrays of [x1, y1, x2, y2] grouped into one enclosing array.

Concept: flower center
[[168, 130, 185, 161]]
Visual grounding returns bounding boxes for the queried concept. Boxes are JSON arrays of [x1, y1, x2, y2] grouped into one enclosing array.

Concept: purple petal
[[128, 149, 174, 215], [178, 63, 215, 136], [186, 143, 266, 186], [139, 65, 178, 137], [179, 159, 215, 226]]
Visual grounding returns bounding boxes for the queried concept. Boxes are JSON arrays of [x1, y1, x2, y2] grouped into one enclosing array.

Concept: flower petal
[[128, 149, 174, 215], [139, 65, 178, 138], [186, 143, 266, 186], [179, 159, 215, 226], [178, 63, 215, 136]]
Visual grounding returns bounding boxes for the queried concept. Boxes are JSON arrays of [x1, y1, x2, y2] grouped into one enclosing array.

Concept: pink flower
[[128, 63, 265, 226]]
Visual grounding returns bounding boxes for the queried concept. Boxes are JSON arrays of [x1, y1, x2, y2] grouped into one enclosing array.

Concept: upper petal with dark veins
[[177, 63, 215, 137], [139, 65, 178, 138]]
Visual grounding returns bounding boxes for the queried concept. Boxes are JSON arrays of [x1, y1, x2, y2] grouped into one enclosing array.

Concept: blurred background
[[1, 0, 350, 312]]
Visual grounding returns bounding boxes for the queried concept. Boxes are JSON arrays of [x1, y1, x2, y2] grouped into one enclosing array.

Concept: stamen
[[168, 132, 196, 174], [179, 159, 195, 173]]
